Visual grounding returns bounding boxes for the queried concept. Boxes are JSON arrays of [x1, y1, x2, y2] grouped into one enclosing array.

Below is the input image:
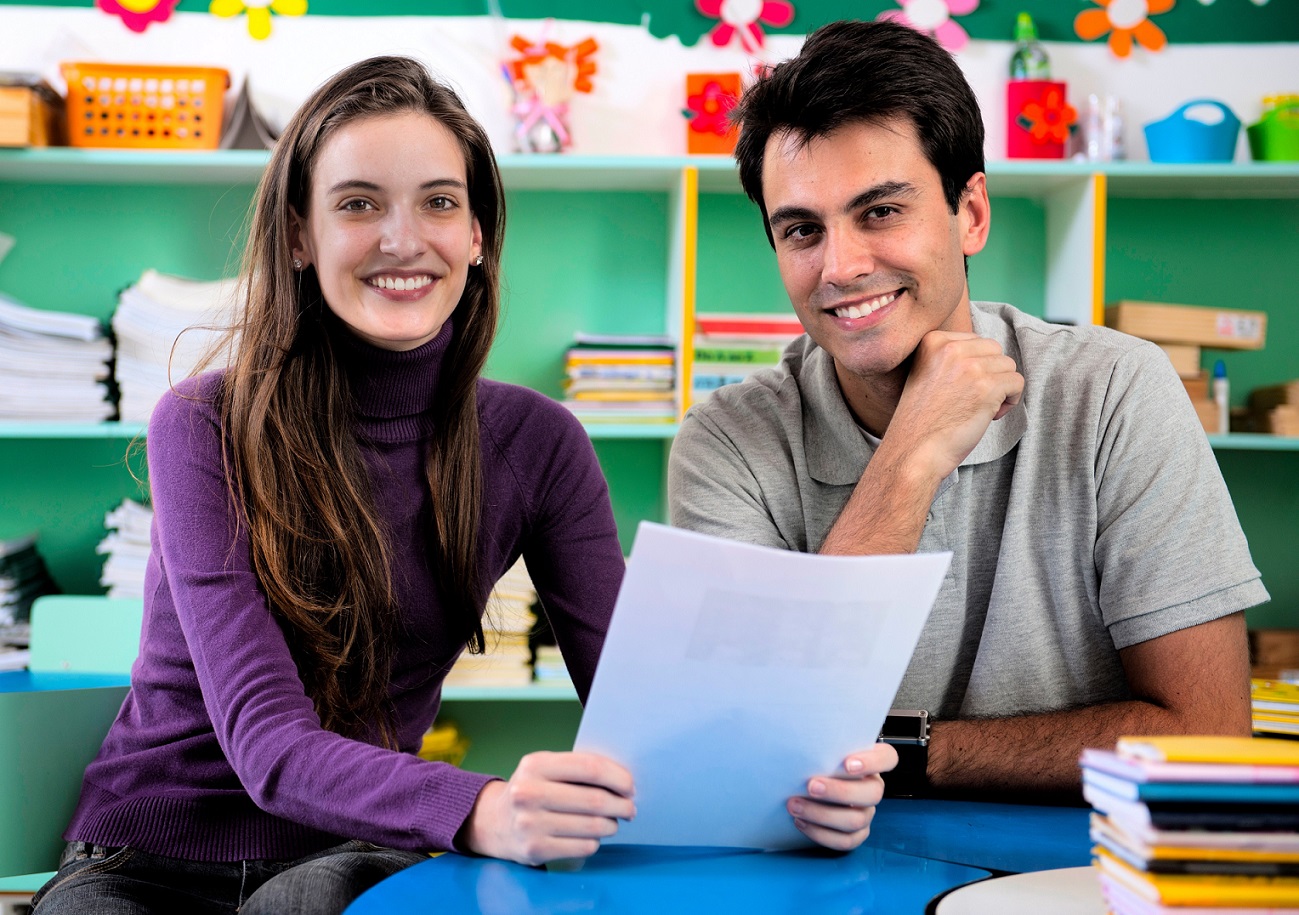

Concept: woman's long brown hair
[[220, 57, 504, 746]]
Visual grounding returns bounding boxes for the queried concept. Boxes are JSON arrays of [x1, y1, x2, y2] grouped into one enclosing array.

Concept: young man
[[669, 20, 1264, 801]]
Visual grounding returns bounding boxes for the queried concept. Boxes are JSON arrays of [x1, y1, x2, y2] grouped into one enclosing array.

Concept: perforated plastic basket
[[61, 62, 229, 150]]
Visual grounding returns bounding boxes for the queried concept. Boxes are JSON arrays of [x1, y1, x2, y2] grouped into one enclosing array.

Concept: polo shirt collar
[[802, 303, 1027, 486]]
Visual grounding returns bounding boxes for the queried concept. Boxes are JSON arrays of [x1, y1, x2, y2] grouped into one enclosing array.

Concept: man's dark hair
[[733, 19, 985, 242]]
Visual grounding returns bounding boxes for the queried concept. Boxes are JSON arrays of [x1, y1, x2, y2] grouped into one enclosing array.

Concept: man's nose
[[821, 230, 875, 287]]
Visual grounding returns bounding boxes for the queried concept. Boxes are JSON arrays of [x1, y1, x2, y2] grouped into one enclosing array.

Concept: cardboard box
[[1252, 629, 1299, 667], [1157, 343, 1201, 379], [1106, 301, 1267, 350], [0, 83, 64, 147]]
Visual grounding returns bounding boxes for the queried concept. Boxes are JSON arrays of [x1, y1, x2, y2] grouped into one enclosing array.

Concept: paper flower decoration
[[507, 33, 600, 152], [210, 0, 306, 41], [97, 0, 181, 33], [877, 0, 979, 52], [1016, 86, 1077, 145], [696, 0, 795, 54], [1075, 0, 1174, 58]]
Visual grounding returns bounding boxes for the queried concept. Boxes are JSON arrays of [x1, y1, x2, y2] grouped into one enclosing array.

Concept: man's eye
[[866, 205, 898, 219], [785, 224, 819, 240]]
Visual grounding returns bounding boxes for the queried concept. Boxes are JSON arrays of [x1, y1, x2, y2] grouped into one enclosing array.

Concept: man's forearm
[[927, 699, 1252, 793], [819, 441, 943, 556]]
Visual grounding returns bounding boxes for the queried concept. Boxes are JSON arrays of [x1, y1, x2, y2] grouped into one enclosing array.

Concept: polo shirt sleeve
[[1093, 343, 1268, 649], [668, 407, 792, 550]]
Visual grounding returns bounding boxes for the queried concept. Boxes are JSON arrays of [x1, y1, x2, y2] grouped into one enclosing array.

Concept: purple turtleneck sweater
[[64, 321, 625, 861]]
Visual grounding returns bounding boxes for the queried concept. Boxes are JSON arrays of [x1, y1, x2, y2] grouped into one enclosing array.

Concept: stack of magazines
[[1253, 679, 1299, 739], [97, 499, 153, 599], [0, 292, 113, 422], [113, 270, 240, 424], [1084, 735, 1299, 912], [0, 534, 59, 627], [560, 333, 677, 424], [691, 312, 802, 405], [444, 558, 538, 688]]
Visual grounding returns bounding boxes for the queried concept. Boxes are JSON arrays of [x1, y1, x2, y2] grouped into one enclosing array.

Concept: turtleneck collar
[[331, 317, 455, 445]]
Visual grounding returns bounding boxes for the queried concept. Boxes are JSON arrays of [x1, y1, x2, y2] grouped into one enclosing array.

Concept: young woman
[[33, 56, 634, 914]]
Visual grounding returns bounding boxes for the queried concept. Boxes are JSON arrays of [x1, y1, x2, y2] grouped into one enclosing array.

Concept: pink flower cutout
[[877, 0, 979, 52], [96, 0, 181, 33], [696, 0, 795, 54], [685, 79, 740, 136]]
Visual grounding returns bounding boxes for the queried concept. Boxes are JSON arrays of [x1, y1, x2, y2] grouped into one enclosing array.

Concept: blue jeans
[[31, 839, 427, 914]]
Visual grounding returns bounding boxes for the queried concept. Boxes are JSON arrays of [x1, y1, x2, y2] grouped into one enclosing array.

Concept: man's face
[[761, 118, 989, 384]]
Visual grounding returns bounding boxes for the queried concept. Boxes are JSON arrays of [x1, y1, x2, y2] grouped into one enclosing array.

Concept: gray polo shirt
[[668, 301, 1267, 719]]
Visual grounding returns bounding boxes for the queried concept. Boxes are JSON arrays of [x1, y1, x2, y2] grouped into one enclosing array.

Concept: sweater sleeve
[[486, 392, 624, 703], [147, 382, 493, 852]]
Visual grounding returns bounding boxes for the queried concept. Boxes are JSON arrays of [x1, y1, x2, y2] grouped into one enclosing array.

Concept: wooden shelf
[[5, 148, 1294, 197], [442, 684, 578, 702]]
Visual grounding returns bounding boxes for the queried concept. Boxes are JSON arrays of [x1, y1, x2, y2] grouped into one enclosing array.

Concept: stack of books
[[97, 499, 153, 599], [0, 534, 59, 628], [1253, 679, 1299, 739], [532, 644, 572, 688], [560, 333, 677, 424], [444, 558, 538, 689], [691, 313, 803, 404], [1083, 735, 1299, 913], [113, 269, 239, 424], [0, 291, 113, 422]]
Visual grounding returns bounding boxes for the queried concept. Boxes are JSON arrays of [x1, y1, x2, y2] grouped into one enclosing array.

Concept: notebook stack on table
[[1082, 736, 1299, 913], [1253, 680, 1299, 739]]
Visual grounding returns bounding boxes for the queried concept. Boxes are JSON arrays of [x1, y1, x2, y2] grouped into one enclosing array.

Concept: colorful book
[[1091, 814, 1299, 863], [1116, 735, 1299, 767], [1095, 847, 1299, 906], [1083, 767, 1299, 803], [695, 313, 804, 337], [1081, 747, 1299, 784], [1099, 870, 1299, 915], [1084, 783, 1299, 832]]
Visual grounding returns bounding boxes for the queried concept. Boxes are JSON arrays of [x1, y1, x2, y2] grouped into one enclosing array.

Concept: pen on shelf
[[1212, 359, 1229, 436]]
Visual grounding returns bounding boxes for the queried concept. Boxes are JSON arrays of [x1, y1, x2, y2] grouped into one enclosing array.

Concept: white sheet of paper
[[573, 522, 951, 851]]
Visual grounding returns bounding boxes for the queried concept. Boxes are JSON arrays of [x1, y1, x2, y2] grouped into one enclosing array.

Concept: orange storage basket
[[61, 62, 229, 150]]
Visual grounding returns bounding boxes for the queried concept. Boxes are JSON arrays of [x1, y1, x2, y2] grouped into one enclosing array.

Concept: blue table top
[[0, 670, 131, 693], [346, 843, 991, 915], [868, 797, 1092, 874]]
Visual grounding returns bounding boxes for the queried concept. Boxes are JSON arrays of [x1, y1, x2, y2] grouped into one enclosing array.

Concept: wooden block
[[1188, 397, 1219, 435], [1105, 301, 1267, 350], [1252, 629, 1299, 667], [0, 86, 64, 147], [1251, 381, 1299, 412], [1157, 343, 1201, 379], [1182, 374, 1208, 401]]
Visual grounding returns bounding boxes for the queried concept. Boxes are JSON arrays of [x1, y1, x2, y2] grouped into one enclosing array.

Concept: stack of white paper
[[113, 270, 241, 424], [97, 499, 153, 599], [445, 557, 538, 688], [0, 292, 113, 422], [0, 534, 59, 627]]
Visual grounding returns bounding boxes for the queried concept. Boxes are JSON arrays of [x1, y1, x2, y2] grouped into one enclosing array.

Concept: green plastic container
[[1247, 99, 1299, 162]]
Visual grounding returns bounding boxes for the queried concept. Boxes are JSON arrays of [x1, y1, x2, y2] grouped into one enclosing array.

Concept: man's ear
[[959, 173, 991, 257], [289, 205, 312, 268]]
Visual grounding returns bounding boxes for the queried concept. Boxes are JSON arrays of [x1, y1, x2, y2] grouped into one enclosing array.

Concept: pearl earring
[[293, 258, 303, 270], [474, 255, 484, 267]]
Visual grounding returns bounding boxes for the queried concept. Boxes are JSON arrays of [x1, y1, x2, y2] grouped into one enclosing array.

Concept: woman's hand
[[461, 751, 636, 865], [787, 742, 897, 851]]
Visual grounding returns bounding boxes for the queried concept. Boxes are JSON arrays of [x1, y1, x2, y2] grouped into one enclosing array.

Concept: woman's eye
[[341, 199, 372, 212], [428, 196, 455, 210]]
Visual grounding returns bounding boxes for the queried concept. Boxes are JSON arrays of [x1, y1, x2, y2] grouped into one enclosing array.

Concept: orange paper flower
[[1017, 87, 1077, 145], [508, 35, 599, 98], [1075, 0, 1174, 59]]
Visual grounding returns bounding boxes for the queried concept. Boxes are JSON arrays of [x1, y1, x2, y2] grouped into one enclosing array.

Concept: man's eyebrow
[[846, 181, 921, 212], [324, 177, 468, 195], [767, 181, 922, 230]]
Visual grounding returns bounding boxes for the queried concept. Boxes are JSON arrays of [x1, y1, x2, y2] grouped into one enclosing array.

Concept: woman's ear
[[470, 215, 483, 265], [289, 205, 312, 268]]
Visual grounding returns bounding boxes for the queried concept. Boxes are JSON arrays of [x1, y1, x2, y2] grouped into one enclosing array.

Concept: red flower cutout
[[685, 80, 740, 136], [696, 0, 795, 54], [1017, 87, 1078, 145]]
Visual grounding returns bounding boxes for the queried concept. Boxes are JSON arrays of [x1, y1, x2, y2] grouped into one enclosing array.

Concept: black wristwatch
[[878, 709, 931, 798]]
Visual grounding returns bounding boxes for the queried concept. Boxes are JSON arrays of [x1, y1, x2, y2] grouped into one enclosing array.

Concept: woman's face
[[292, 111, 483, 351]]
